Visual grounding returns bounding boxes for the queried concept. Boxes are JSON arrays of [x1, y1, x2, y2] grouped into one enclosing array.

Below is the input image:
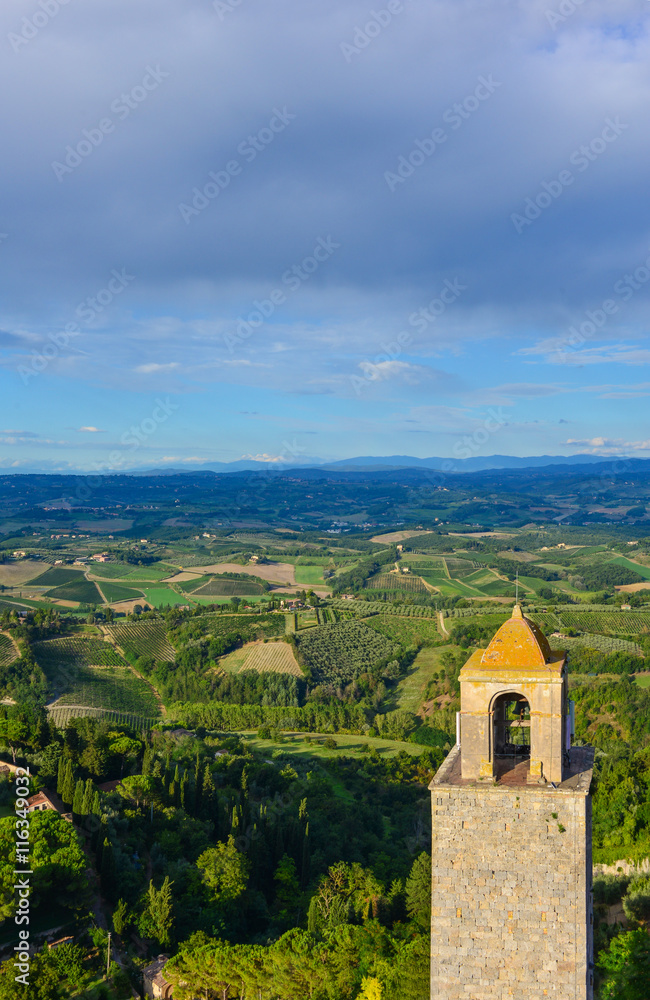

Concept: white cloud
[[565, 436, 650, 455], [78, 426, 104, 433]]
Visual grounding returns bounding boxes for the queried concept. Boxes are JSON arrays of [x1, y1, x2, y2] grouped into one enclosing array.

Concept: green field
[[46, 578, 103, 604], [140, 587, 189, 608], [608, 555, 650, 581], [87, 563, 135, 579], [393, 645, 454, 713], [635, 673, 650, 688], [294, 565, 326, 586], [31, 567, 84, 587], [98, 582, 146, 603], [239, 730, 430, 760], [105, 621, 175, 661]]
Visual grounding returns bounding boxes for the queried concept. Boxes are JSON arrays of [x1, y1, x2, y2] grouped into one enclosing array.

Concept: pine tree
[[61, 760, 75, 807]]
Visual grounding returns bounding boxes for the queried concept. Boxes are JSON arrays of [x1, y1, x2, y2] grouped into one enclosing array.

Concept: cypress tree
[[81, 778, 94, 816], [301, 822, 310, 887], [61, 760, 75, 807], [200, 764, 215, 819], [100, 839, 116, 901], [142, 745, 154, 776], [56, 756, 66, 796], [180, 771, 189, 812], [72, 778, 84, 819]]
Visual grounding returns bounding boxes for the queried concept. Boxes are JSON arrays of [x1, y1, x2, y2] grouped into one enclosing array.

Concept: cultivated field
[[32, 567, 85, 587], [218, 639, 303, 676], [105, 621, 176, 661], [186, 562, 296, 585], [52, 665, 161, 716], [371, 530, 435, 543], [0, 561, 48, 587], [363, 614, 444, 646], [0, 634, 18, 667], [34, 636, 127, 669], [46, 579, 103, 604], [365, 573, 428, 592], [193, 578, 266, 597]]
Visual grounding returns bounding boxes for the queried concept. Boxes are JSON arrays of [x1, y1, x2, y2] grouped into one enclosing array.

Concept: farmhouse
[[26, 789, 71, 821], [143, 955, 174, 999]]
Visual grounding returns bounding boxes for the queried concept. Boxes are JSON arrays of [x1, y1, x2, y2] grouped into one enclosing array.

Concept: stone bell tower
[[430, 606, 594, 999]]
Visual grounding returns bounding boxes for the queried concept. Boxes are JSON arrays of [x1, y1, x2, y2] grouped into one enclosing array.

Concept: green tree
[[274, 854, 302, 927], [196, 835, 249, 907], [598, 928, 650, 999], [405, 853, 431, 929], [71, 778, 84, 819], [56, 755, 66, 796], [52, 943, 85, 989], [0, 949, 62, 1000], [81, 778, 94, 817], [139, 877, 174, 947], [112, 898, 130, 937], [61, 760, 75, 808], [100, 838, 116, 901]]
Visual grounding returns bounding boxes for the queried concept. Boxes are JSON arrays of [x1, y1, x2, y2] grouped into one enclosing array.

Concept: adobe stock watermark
[[8, 0, 72, 54], [511, 117, 627, 234], [17, 268, 135, 384], [51, 66, 169, 181], [212, 0, 245, 18], [350, 277, 467, 396], [70, 397, 180, 506], [223, 236, 340, 353], [340, 0, 414, 63], [546, 0, 592, 31], [384, 75, 501, 191], [178, 107, 296, 225], [13, 767, 31, 986], [553, 247, 650, 364]]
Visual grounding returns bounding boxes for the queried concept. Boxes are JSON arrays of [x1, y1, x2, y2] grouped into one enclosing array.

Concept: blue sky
[[1, 0, 650, 471]]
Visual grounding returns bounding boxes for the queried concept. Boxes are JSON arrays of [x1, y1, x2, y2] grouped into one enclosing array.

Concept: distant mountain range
[[126, 453, 625, 476], [0, 453, 633, 477]]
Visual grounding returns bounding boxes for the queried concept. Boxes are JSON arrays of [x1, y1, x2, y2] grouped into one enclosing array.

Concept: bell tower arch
[[459, 604, 568, 783]]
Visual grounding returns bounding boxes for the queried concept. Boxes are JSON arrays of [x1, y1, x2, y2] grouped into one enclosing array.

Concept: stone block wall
[[430, 749, 593, 999]]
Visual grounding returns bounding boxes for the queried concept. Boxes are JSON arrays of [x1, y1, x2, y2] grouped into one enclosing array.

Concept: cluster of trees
[[583, 564, 645, 589]]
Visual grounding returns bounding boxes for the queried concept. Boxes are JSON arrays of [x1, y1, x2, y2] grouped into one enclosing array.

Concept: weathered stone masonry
[[430, 746, 593, 999]]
